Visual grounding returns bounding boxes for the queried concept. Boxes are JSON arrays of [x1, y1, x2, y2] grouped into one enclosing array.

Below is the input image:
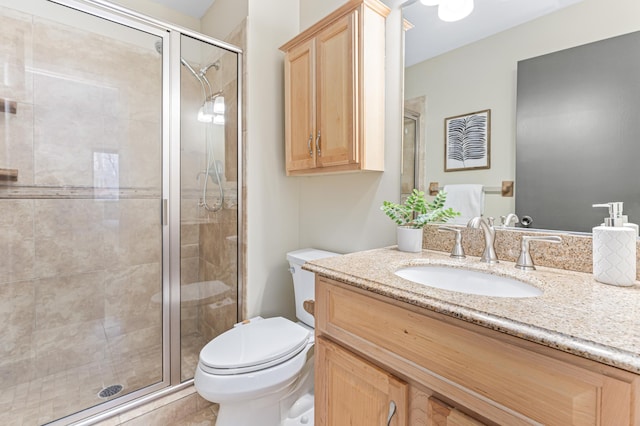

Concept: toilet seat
[[199, 317, 311, 375]]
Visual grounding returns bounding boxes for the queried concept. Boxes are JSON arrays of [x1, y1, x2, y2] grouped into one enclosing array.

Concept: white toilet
[[194, 248, 339, 426]]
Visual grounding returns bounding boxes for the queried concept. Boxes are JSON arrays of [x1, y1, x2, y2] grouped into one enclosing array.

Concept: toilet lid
[[199, 317, 311, 375]]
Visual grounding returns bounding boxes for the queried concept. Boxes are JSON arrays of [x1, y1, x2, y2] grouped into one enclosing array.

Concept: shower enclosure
[[0, 0, 241, 424]]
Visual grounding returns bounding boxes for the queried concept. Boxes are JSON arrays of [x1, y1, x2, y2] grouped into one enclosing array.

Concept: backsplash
[[423, 224, 640, 280]]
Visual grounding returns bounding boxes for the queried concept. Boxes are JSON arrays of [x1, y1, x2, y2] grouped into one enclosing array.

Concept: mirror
[[402, 0, 640, 233]]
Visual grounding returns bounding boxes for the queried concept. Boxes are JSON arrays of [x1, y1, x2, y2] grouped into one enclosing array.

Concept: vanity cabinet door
[[316, 336, 408, 426]]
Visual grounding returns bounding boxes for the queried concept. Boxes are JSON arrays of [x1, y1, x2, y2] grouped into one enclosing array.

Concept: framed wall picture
[[444, 109, 491, 172]]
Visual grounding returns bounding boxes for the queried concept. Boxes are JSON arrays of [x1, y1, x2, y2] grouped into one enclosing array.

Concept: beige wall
[[405, 0, 640, 220], [201, 0, 248, 41], [242, 0, 301, 319], [111, 0, 200, 31], [299, 0, 345, 30]]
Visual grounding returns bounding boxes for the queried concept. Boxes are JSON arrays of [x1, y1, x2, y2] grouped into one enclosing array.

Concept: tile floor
[[1, 334, 209, 425]]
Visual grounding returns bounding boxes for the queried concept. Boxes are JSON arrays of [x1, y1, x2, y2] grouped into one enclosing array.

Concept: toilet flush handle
[[303, 300, 315, 317], [288, 266, 295, 274]]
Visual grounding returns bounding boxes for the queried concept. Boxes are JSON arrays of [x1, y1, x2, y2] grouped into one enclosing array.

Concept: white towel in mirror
[[442, 184, 484, 225]]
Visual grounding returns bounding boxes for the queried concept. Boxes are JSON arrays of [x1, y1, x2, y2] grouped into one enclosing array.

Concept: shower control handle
[[315, 131, 321, 157], [307, 133, 313, 157]]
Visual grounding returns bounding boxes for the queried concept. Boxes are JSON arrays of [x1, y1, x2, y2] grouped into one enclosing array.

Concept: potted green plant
[[381, 189, 460, 252]]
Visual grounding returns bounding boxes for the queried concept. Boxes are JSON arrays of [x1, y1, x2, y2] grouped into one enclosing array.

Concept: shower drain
[[98, 384, 123, 399]]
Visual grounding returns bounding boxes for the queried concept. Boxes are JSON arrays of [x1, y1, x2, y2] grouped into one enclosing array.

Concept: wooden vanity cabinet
[[315, 276, 640, 425], [280, 0, 388, 176]]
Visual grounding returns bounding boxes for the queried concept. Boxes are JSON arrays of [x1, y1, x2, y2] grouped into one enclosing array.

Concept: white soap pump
[[592, 202, 637, 286], [622, 214, 640, 237]]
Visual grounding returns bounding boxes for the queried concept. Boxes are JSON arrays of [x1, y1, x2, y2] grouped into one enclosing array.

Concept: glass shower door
[[0, 1, 166, 424], [179, 34, 239, 382]]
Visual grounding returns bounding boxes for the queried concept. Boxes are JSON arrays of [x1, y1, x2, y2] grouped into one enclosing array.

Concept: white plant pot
[[396, 227, 423, 253]]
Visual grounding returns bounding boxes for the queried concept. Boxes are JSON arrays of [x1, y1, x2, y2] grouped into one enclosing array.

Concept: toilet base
[[212, 354, 315, 426], [216, 395, 283, 426], [282, 392, 314, 425]]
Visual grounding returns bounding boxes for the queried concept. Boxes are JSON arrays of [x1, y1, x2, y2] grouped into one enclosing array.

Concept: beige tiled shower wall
[[0, 5, 164, 424]]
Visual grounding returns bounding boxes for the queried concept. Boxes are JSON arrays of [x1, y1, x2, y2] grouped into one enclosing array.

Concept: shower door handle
[[162, 199, 168, 226], [315, 131, 321, 157], [307, 133, 313, 157]]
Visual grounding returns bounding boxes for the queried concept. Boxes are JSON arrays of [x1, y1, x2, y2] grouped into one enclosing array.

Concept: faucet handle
[[501, 213, 520, 227], [516, 235, 562, 270], [438, 226, 466, 259]]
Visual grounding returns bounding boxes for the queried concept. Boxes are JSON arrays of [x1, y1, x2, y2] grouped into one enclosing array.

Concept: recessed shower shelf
[[0, 168, 18, 180], [0, 98, 17, 114]]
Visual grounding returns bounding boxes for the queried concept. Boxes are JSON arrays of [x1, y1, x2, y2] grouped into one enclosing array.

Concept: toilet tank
[[287, 248, 340, 328]]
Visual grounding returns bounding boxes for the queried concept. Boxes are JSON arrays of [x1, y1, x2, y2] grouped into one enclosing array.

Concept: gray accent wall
[[516, 30, 640, 233]]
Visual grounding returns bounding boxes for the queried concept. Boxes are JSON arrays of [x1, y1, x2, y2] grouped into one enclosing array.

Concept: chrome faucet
[[467, 217, 498, 263]]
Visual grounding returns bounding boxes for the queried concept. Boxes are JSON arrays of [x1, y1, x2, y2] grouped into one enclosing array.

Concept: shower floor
[[1, 333, 214, 426], [1, 345, 162, 426]]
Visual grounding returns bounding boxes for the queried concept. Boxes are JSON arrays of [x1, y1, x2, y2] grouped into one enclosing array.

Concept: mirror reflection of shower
[[155, 41, 225, 212]]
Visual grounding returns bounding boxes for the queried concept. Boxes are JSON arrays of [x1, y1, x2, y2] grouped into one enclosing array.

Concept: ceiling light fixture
[[419, 0, 475, 22], [438, 0, 474, 22]]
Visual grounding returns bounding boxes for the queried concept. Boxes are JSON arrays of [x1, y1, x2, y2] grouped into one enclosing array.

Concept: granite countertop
[[303, 247, 640, 374]]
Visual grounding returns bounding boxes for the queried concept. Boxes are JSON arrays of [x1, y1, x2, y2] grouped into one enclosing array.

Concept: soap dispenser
[[592, 202, 637, 286], [622, 214, 640, 237]]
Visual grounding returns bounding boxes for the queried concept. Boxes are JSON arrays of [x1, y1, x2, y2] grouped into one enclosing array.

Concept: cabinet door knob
[[386, 400, 396, 425], [316, 131, 321, 156], [307, 133, 313, 157]]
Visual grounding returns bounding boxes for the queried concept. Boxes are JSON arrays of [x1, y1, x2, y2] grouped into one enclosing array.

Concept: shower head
[[154, 41, 222, 124], [199, 60, 220, 77], [154, 41, 199, 75]]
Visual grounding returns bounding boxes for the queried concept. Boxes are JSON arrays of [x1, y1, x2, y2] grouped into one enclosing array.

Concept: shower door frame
[[41, 0, 244, 424]]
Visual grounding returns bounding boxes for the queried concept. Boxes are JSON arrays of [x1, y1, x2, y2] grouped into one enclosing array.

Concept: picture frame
[[444, 109, 491, 172]]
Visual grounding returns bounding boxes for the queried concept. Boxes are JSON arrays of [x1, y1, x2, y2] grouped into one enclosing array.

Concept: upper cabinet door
[[284, 38, 316, 173], [316, 12, 357, 168]]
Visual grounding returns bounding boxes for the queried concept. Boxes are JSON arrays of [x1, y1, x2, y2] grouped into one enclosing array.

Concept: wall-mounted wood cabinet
[[280, 0, 389, 176], [315, 277, 640, 425]]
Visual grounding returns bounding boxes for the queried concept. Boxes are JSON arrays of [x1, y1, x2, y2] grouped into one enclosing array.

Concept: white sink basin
[[395, 266, 542, 298]]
